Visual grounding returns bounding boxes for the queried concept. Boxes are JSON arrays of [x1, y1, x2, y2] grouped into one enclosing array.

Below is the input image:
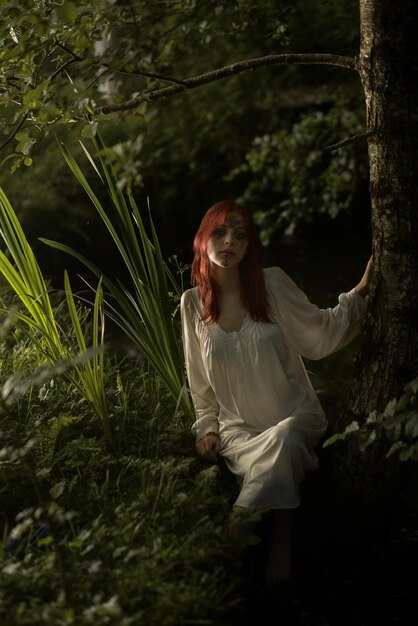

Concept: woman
[[180, 200, 371, 587]]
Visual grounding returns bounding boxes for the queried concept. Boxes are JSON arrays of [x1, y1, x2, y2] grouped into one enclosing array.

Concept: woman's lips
[[220, 250, 234, 256]]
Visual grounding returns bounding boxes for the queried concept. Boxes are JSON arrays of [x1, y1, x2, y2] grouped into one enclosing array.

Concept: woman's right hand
[[196, 432, 221, 463], [354, 256, 373, 298]]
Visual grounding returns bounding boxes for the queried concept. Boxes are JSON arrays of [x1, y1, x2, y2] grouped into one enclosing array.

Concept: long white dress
[[180, 266, 368, 509]]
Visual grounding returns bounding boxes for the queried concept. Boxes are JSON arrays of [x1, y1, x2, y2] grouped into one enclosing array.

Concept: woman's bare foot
[[264, 509, 293, 588]]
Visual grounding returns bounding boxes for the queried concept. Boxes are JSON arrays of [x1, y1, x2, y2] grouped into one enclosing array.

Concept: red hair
[[191, 200, 272, 323]]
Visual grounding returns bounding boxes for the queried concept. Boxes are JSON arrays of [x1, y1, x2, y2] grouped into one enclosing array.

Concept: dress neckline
[[212, 313, 251, 335]]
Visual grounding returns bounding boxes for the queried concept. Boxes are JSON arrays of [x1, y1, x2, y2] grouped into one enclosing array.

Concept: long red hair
[[191, 200, 272, 323]]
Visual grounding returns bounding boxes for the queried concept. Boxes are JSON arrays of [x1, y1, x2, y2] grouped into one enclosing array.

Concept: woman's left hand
[[354, 256, 373, 298], [196, 432, 221, 463]]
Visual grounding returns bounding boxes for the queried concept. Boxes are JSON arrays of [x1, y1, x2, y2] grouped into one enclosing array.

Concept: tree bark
[[346, 0, 418, 415], [329, 0, 418, 508]]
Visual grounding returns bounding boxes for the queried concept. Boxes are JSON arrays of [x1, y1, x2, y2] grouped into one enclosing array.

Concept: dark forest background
[[0, 0, 371, 300], [1, 2, 415, 625]]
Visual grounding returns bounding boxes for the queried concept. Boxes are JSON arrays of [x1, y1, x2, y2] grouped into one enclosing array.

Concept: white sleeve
[[267, 266, 368, 360], [180, 290, 220, 441]]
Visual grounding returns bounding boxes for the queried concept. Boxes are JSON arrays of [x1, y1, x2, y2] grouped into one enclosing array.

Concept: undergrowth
[[0, 310, 243, 626]]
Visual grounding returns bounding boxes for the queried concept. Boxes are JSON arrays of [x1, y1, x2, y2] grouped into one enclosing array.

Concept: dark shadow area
[[225, 464, 417, 626]]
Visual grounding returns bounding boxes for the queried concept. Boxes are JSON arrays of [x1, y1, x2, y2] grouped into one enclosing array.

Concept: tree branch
[[96, 53, 357, 116]]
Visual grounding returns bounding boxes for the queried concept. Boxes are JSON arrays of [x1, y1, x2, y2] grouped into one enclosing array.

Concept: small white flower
[[38, 384, 49, 401], [9, 27, 19, 43]]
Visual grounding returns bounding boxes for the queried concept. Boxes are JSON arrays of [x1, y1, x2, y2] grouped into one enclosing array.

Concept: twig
[[49, 57, 79, 82], [54, 41, 83, 62], [97, 52, 357, 116], [322, 130, 374, 151], [0, 111, 29, 151], [102, 64, 188, 86], [72, 68, 110, 107]]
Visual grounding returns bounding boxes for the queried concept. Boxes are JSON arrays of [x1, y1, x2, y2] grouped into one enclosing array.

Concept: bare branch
[[97, 53, 357, 116], [54, 41, 83, 62], [322, 130, 374, 151], [0, 112, 29, 152], [72, 68, 110, 107], [49, 57, 79, 82], [103, 64, 189, 87]]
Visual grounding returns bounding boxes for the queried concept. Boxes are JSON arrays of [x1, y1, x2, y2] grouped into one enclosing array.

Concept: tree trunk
[[327, 0, 418, 508]]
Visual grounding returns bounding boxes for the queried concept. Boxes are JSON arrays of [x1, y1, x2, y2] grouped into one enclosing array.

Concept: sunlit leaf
[[55, 2, 77, 24]]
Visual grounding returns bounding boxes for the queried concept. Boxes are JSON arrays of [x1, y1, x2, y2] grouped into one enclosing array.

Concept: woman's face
[[207, 212, 248, 269]]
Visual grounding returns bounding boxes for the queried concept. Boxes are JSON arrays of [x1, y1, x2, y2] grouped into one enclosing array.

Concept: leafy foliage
[[323, 377, 418, 462], [0, 0, 293, 168], [0, 323, 243, 625], [1, 0, 120, 168], [0, 0, 366, 259], [226, 102, 368, 243]]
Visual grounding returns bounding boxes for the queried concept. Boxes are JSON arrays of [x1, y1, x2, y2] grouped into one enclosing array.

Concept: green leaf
[[405, 414, 418, 440], [81, 122, 98, 139], [386, 441, 407, 458], [358, 430, 376, 452], [322, 431, 351, 448], [55, 2, 77, 24], [322, 420, 360, 448], [345, 420, 360, 433], [405, 377, 418, 396], [399, 445, 417, 462]]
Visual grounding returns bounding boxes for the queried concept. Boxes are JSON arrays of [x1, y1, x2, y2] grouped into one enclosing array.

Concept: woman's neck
[[211, 266, 241, 294]]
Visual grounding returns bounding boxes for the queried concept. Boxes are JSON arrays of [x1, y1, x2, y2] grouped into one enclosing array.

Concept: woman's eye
[[236, 231, 247, 239], [214, 228, 225, 237]]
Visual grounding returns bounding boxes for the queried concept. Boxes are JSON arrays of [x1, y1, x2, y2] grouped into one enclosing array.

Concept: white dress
[[180, 266, 368, 509]]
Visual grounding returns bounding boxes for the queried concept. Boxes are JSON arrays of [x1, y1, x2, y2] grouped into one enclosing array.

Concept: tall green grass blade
[[59, 143, 138, 285], [64, 270, 88, 352], [0, 189, 62, 355], [0, 187, 113, 448], [63, 270, 112, 445], [43, 137, 194, 422]]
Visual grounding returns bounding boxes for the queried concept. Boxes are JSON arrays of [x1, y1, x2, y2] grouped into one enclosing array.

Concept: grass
[[0, 317, 243, 625]]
